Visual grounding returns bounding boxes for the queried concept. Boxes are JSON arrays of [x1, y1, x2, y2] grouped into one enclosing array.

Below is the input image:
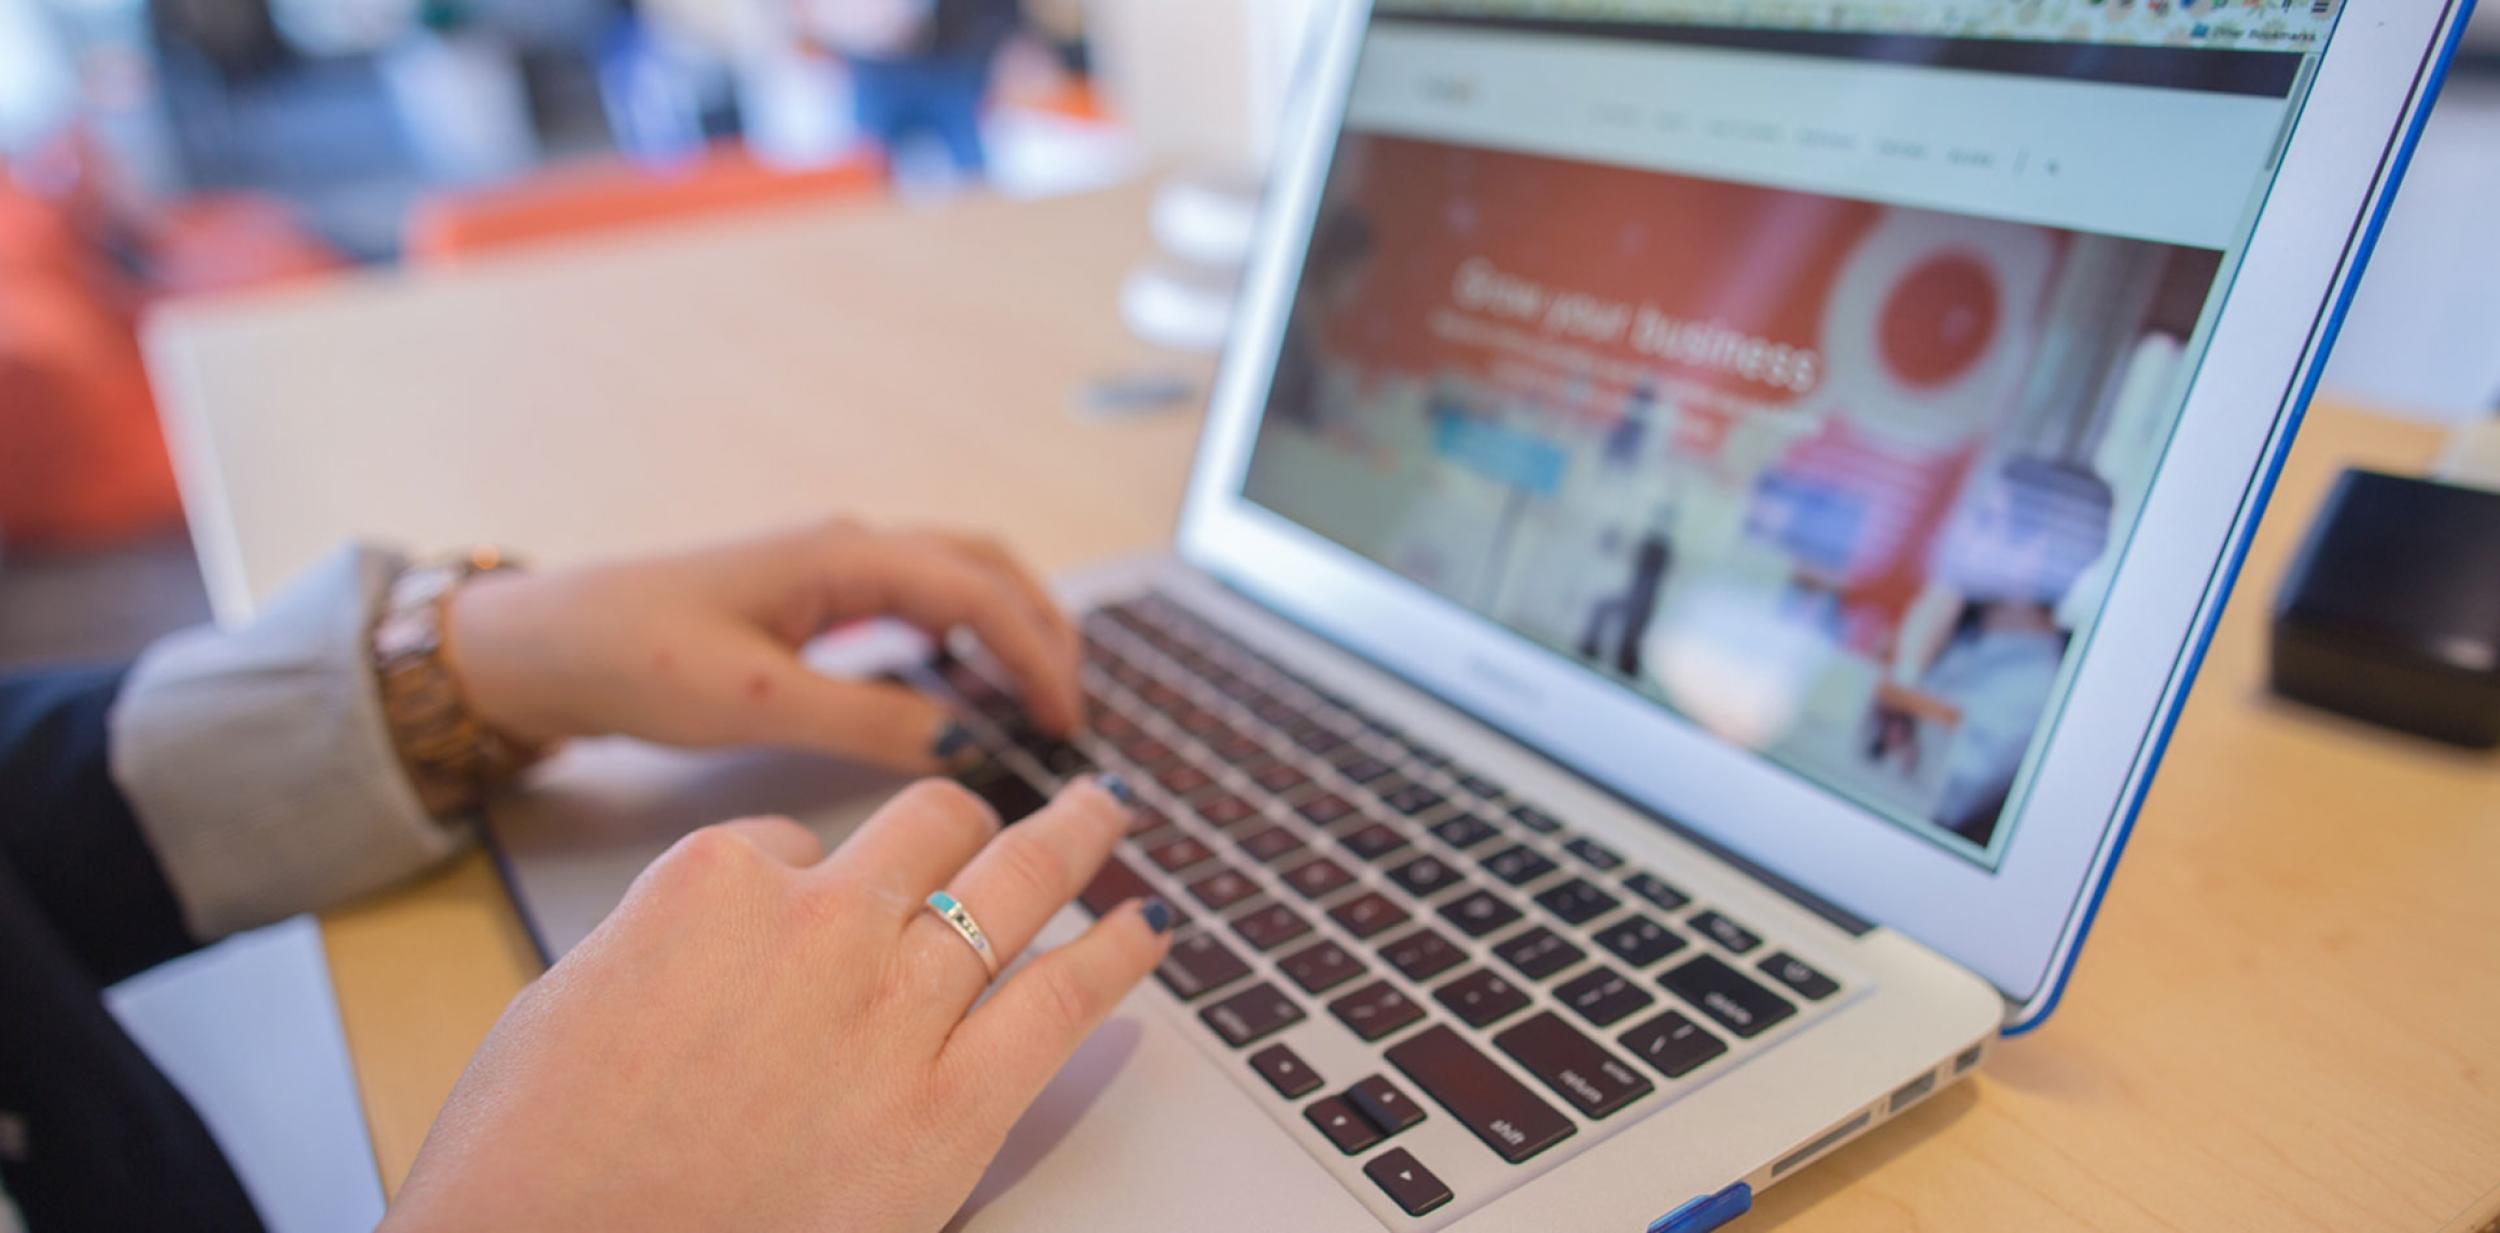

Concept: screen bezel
[[1174, 0, 2472, 1019]]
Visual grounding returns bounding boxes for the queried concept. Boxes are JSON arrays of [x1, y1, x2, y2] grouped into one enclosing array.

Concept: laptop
[[491, 2, 2475, 1228]]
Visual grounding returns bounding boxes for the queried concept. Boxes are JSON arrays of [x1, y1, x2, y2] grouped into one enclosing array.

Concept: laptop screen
[[1238, 0, 2335, 867]]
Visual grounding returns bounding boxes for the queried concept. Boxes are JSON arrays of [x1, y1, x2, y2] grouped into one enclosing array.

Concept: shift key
[[1493, 1012, 1653, 1119], [1385, 1025, 1575, 1164]]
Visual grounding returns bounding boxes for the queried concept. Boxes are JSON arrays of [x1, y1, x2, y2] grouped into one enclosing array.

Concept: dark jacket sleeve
[[0, 665, 196, 984]]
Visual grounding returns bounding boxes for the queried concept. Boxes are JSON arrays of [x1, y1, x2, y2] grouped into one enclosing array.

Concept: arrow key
[[1250, 1043, 1324, 1099], [1306, 1095, 1382, 1155], [1347, 1074, 1426, 1135], [1363, 1148, 1454, 1218]]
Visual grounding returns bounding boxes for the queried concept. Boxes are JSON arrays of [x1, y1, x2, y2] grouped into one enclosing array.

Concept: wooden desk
[[145, 185, 2500, 1231]]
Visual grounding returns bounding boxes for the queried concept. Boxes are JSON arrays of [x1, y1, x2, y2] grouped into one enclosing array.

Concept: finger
[[931, 532, 1079, 660], [818, 778, 1002, 907], [941, 896, 1174, 1117], [705, 632, 968, 770], [706, 816, 825, 867], [903, 777, 1133, 1015], [839, 535, 1084, 737]]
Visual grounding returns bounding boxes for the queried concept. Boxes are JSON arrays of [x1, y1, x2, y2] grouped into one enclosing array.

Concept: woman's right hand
[[380, 775, 1173, 1233]]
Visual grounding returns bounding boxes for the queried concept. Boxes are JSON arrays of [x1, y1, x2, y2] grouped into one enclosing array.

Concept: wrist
[[373, 549, 551, 817], [439, 570, 571, 749]]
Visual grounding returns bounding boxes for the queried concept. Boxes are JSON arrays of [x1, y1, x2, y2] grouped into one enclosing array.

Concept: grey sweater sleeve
[[107, 544, 469, 941]]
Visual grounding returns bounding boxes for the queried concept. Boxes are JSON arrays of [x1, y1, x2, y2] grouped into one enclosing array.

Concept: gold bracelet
[[372, 547, 546, 819]]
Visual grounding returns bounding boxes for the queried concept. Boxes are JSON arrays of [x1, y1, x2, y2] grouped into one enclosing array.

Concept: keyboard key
[[1386, 853, 1465, 899], [1534, 877, 1622, 926], [1690, 911, 1764, 954], [1594, 915, 1688, 969], [1382, 783, 1446, 816], [1286, 720, 1347, 757], [1250, 1043, 1324, 1099], [1296, 794, 1358, 827], [1155, 762, 1216, 798], [1334, 754, 1397, 785], [1078, 854, 1156, 918], [1237, 824, 1306, 865], [1367, 772, 1420, 801], [1429, 813, 1502, 850], [1440, 889, 1524, 938], [1434, 968, 1531, 1029], [1306, 1096, 1381, 1155], [1092, 707, 1141, 741], [1115, 734, 1180, 770], [1759, 952, 1840, 1001], [955, 759, 1049, 824], [1329, 980, 1427, 1042], [1233, 903, 1314, 952], [1254, 697, 1307, 730], [1563, 835, 1625, 871], [1021, 736, 1094, 779], [1170, 703, 1228, 740], [1279, 939, 1366, 995], [1363, 1149, 1453, 1218], [1509, 804, 1564, 834], [1329, 891, 1412, 940], [1481, 844, 1558, 887], [1623, 872, 1692, 913], [1385, 1025, 1576, 1165], [1157, 932, 1252, 1000], [1126, 803, 1174, 839], [1209, 729, 1268, 763], [1557, 967, 1656, 1027], [1380, 928, 1466, 983], [1282, 856, 1357, 900], [1347, 1074, 1427, 1135], [1144, 835, 1218, 874], [1194, 790, 1260, 830], [1494, 1011, 1654, 1119], [1186, 867, 1260, 911], [1340, 822, 1411, 862], [1251, 761, 1311, 795], [1493, 926, 1587, 982], [1201, 982, 1306, 1048], [1619, 1010, 1728, 1079], [1663, 954, 1795, 1038]]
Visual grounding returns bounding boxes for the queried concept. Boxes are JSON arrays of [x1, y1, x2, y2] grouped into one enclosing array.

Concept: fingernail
[[1099, 773, 1136, 806], [930, 722, 978, 762], [1140, 897, 1175, 935]]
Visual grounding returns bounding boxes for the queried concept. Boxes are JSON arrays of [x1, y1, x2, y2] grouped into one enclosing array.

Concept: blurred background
[[0, 0, 2493, 670], [0, 0, 1334, 667], [0, 4, 2494, 1227]]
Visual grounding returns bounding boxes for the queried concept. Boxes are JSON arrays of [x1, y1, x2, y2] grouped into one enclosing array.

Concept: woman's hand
[[383, 776, 1174, 1233], [445, 520, 1083, 771]]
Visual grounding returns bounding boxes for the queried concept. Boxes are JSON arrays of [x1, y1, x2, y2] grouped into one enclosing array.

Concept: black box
[[2271, 468, 2500, 748]]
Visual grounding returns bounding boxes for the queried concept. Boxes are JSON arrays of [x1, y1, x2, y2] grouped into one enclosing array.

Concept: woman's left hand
[[444, 520, 1083, 773]]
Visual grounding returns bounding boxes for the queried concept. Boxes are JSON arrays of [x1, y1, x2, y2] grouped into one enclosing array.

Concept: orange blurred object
[[0, 157, 340, 552], [404, 144, 887, 263]]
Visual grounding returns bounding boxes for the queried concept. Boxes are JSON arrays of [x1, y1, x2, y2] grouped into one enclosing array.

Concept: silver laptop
[[493, 2, 2473, 1228]]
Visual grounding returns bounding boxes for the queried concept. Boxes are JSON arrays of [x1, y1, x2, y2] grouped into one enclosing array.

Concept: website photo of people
[[1242, 132, 2226, 860]]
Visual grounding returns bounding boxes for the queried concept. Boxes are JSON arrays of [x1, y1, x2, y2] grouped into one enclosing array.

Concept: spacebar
[[1385, 1025, 1575, 1164]]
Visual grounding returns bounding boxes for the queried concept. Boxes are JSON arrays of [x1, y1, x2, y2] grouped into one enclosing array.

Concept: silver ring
[[925, 890, 1001, 981]]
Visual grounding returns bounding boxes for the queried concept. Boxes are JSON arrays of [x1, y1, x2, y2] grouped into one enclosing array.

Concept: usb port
[[1888, 1071, 1938, 1115]]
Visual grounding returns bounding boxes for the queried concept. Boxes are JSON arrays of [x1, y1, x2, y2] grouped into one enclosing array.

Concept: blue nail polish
[[1100, 773, 1136, 806], [1141, 898, 1175, 935], [931, 722, 978, 761]]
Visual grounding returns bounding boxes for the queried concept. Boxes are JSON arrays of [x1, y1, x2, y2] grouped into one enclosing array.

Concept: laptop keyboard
[[915, 592, 1851, 1226]]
